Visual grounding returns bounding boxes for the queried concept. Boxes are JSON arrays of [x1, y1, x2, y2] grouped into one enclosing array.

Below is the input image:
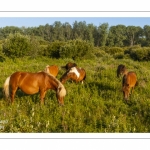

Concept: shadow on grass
[[85, 81, 116, 91], [0, 88, 56, 105]]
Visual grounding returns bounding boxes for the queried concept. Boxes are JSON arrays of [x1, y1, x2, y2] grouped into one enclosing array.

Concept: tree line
[[0, 21, 150, 47]]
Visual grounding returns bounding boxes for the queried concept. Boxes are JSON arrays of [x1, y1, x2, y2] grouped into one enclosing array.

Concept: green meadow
[[0, 55, 150, 133]]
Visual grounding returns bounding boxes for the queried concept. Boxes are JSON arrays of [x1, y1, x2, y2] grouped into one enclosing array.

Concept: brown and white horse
[[61, 62, 77, 70], [3, 71, 66, 105], [60, 66, 86, 84]]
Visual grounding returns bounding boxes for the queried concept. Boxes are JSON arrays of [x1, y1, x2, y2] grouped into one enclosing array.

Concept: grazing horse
[[61, 62, 77, 70], [117, 64, 126, 77], [44, 65, 59, 77], [3, 71, 66, 105], [60, 67, 86, 84], [122, 69, 138, 101]]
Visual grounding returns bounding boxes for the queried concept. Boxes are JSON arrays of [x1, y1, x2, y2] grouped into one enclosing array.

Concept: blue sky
[[0, 17, 150, 28]]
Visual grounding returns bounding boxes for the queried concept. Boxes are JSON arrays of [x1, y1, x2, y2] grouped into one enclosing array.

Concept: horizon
[[0, 17, 150, 28]]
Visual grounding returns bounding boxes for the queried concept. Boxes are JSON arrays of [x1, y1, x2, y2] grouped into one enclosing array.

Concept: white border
[[0, 12, 150, 17]]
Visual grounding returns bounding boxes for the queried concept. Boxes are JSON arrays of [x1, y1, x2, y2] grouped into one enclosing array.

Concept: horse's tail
[[3, 76, 10, 99]]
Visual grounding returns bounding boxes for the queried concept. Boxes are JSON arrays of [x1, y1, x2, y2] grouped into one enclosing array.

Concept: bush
[[2, 33, 31, 58], [45, 41, 66, 58], [59, 39, 94, 60], [105, 47, 124, 55], [92, 47, 107, 58], [125, 47, 150, 61], [45, 39, 94, 60], [114, 52, 124, 59]]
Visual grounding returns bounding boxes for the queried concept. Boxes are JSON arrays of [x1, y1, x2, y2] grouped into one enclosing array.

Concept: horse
[[122, 70, 138, 102], [60, 66, 86, 84], [61, 62, 77, 70], [3, 71, 66, 105], [117, 64, 126, 78], [44, 65, 59, 77]]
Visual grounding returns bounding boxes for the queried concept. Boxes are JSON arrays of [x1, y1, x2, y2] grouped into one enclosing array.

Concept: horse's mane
[[44, 71, 65, 88], [122, 74, 127, 85]]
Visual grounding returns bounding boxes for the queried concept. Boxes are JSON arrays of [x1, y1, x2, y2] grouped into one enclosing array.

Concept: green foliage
[[59, 39, 94, 60], [0, 56, 150, 132], [104, 47, 124, 55], [125, 46, 150, 61], [2, 33, 31, 58], [45, 39, 94, 60], [45, 40, 66, 58]]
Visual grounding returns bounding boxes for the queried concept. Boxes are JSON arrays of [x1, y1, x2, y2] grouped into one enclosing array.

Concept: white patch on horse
[[68, 67, 80, 78], [44, 65, 50, 74]]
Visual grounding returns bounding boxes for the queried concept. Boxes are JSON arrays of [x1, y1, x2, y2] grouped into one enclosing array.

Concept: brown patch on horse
[[122, 71, 138, 101], [60, 67, 86, 84], [61, 62, 77, 70]]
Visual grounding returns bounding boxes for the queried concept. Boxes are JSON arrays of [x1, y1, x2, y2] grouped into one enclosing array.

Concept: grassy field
[[0, 55, 150, 133]]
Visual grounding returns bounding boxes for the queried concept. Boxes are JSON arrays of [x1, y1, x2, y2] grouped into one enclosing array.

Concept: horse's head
[[61, 62, 77, 70], [44, 65, 59, 77], [122, 83, 130, 101], [117, 64, 126, 77], [56, 85, 66, 106]]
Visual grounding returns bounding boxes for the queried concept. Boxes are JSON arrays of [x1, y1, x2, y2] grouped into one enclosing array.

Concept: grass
[[0, 56, 150, 132]]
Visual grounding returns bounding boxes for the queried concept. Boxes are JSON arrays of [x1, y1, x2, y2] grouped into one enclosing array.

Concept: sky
[[0, 17, 150, 28]]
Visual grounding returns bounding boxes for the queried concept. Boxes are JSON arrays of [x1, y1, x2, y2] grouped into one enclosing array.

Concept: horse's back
[[77, 68, 86, 81], [123, 72, 137, 87]]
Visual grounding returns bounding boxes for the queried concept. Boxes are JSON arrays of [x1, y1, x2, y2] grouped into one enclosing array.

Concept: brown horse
[[61, 62, 77, 70], [122, 70, 138, 101], [44, 65, 59, 77], [3, 71, 66, 105], [60, 67, 86, 84], [117, 64, 126, 77]]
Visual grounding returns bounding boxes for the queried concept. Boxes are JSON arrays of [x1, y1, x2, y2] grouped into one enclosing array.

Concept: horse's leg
[[10, 87, 18, 104], [40, 90, 46, 105]]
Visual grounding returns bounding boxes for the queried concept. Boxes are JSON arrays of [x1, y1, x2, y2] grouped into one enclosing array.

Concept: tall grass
[[0, 56, 150, 132]]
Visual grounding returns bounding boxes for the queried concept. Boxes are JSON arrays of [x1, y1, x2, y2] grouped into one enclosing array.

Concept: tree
[[106, 25, 126, 47], [97, 23, 109, 46], [126, 26, 143, 46], [143, 25, 150, 46], [62, 22, 72, 41]]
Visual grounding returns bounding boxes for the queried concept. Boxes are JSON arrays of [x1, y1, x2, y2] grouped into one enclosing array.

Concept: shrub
[[59, 39, 94, 60], [105, 47, 124, 55], [125, 47, 150, 61], [45, 41, 66, 58], [2, 33, 31, 58], [114, 52, 124, 59], [45, 39, 94, 60]]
